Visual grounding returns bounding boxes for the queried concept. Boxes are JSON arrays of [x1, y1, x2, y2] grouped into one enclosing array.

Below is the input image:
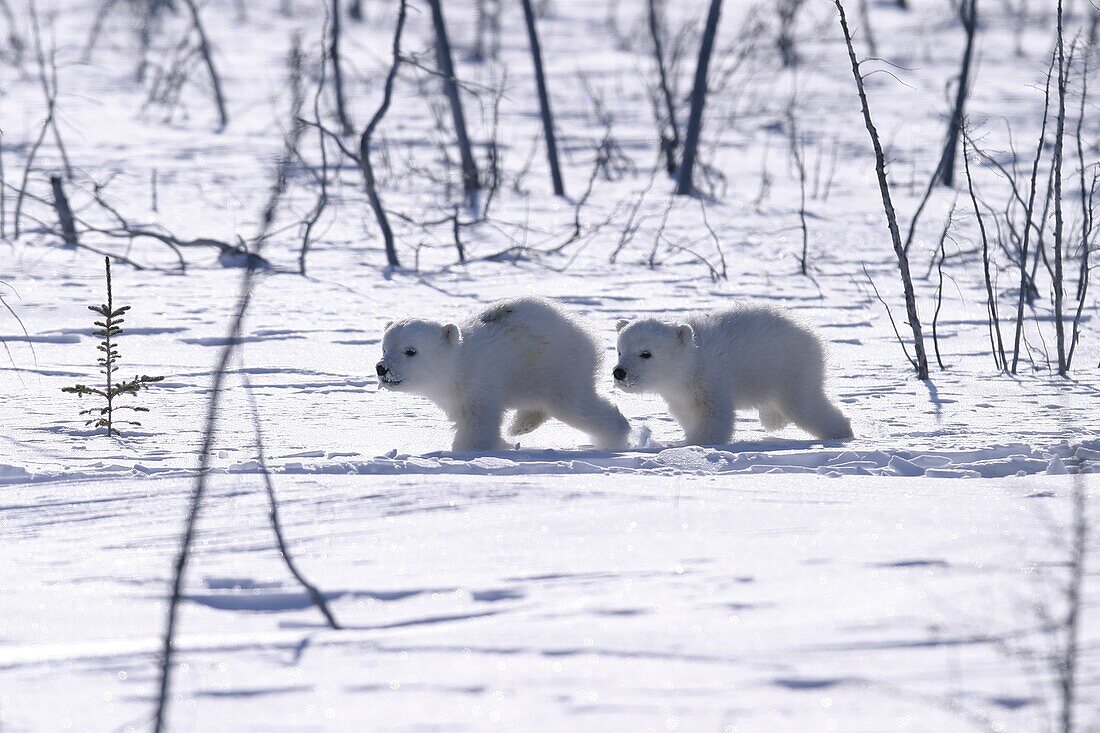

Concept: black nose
[[376, 362, 388, 377], [613, 367, 626, 381]]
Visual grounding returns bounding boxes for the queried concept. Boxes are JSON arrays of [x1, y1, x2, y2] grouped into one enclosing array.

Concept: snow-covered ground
[[1, 0, 1098, 730], [2, 472, 1096, 732]]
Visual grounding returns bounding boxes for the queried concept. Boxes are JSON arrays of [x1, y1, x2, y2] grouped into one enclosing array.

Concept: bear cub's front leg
[[451, 402, 505, 452], [676, 391, 733, 446]]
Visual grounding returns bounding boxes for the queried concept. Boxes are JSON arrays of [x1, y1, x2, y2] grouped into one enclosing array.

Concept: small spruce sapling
[[62, 257, 163, 436]]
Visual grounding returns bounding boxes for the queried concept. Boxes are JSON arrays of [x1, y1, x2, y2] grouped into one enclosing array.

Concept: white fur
[[613, 305, 853, 445], [378, 297, 630, 452]]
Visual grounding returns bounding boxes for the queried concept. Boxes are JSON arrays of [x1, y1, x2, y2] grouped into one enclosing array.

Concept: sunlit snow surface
[[2, 473, 1097, 732], [1, 0, 1098, 730]]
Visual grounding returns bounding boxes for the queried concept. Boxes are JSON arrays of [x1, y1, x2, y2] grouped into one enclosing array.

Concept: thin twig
[[835, 0, 929, 380], [359, 0, 408, 268], [1012, 47, 1057, 373], [863, 263, 917, 370], [962, 133, 1007, 370], [181, 0, 229, 130], [931, 202, 956, 370]]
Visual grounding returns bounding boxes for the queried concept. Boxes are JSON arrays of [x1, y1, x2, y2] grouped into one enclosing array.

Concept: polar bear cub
[[377, 297, 630, 452], [613, 305, 853, 445]]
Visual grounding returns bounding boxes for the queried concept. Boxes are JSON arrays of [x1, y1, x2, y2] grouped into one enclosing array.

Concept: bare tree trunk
[[15, 5, 60, 238], [426, 0, 480, 198], [359, 0, 409, 268], [675, 0, 723, 196], [13, 122, 46, 240], [648, 0, 681, 174], [254, 35, 306, 248], [50, 175, 78, 247], [835, 0, 930, 380], [81, 0, 117, 64], [520, 0, 564, 196], [0, 0, 23, 65], [937, 0, 978, 187], [1011, 49, 1055, 373], [348, 0, 362, 21], [786, 102, 809, 275], [479, 0, 502, 62], [29, 3, 72, 179], [776, 0, 807, 68], [857, 0, 877, 57], [182, 0, 229, 130], [135, 0, 172, 83], [329, 0, 353, 135], [473, 0, 489, 61], [1052, 0, 1068, 376], [1068, 56, 1093, 370], [300, 39, 332, 275]]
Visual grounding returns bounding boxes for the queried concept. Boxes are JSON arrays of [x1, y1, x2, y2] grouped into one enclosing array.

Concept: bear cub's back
[[465, 297, 600, 371]]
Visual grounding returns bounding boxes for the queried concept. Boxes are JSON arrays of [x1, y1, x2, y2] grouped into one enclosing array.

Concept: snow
[[0, 472, 1096, 731], [5, 441, 1097, 486], [0, 0, 1098, 730]]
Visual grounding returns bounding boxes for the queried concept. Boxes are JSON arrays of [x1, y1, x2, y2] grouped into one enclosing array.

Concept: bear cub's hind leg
[[508, 409, 549, 436], [758, 405, 790, 432], [553, 392, 630, 450], [778, 388, 853, 440]]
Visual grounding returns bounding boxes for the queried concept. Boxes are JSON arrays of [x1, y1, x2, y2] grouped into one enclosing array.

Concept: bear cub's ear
[[442, 323, 461, 343], [677, 324, 696, 346], [615, 319, 629, 332], [384, 320, 394, 330]]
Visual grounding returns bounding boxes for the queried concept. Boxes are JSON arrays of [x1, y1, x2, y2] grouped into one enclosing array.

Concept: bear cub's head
[[613, 318, 696, 393], [377, 319, 462, 395]]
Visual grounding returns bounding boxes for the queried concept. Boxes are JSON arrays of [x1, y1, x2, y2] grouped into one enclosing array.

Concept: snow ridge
[[6, 440, 1096, 486]]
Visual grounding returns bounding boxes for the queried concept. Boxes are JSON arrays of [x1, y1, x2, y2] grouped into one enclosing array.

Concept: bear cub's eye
[[639, 351, 652, 359], [404, 348, 417, 357]]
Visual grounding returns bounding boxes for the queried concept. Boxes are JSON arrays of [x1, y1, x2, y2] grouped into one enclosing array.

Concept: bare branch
[[834, 0, 930, 380]]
